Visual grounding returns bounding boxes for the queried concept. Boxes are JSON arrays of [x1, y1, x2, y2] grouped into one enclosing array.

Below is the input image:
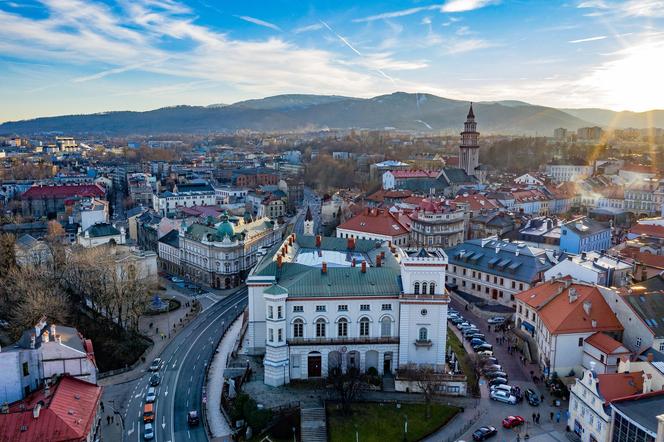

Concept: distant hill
[[0, 92, 599, 135], [561, 108, 664, 129]]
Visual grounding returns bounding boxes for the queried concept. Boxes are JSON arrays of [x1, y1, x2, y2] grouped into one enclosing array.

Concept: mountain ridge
[[1, 92, 660, 136]]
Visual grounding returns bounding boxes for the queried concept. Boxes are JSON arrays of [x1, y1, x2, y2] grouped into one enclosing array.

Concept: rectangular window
[[493, 276, 497, 283], [338, 305, 348, 311], [512, 281, 516, 289], [360, 304, 370, 311], [22, 362, 29, 377], [500, 278, 504, 285], [278, 328, 283, 342], [316, 321, 326, 337], [578, 337, 583, 347], [268, 328, 274, 342], [462, 280, 466, 287], [277, 306, 282, 319], [519, 283, 524, 290], [360, 320, 370, 336], [463, 269, 467, 276], [636, 337, 642, 347], [472, 271, 476, 278], [293, 322, 303, 338], [316, 305, 326, 312], [293, 305, 303, 313], [267, 306, 273, 319], [381, 304, 392, 311]]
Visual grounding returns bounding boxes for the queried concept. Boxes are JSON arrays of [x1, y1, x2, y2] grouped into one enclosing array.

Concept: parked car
[[482, 357, 499, 366], [145, 387, 156, 403], [482, 364, 502, 374], [477, 350, 494, 357], [470, 338, 487, 347], [143, 403, 155, 423], [525, 388, 541, 406], [187, 410, 200, 426], [450, 316, 465, 325], [149, 373, 161, 386], [490, 389, 517, 405], [472, 425, 497, 441], [487, 316, 506, 325], [488, 377, 508, 388], [485, 370, 508, 380], [144, 422, 155, 440], [457, 321, 472, 329], [462, 328, 480, 336], [490, 384, 514, 394], [473, 343, 493, 352], [149, 358, 162, 372], [466, 333, 485, 341], [502, 415, 525, 429], [171, 277, 184, 283]]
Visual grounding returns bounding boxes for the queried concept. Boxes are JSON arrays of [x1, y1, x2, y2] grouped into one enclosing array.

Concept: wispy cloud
[[568, 35, 607, 43], [577, 0, 664, 17], [353, 5, 443, 23], [446, 38, 495, 54], [456, 26, 471, 35], [353, 0, 496, 22], [441, 0, 499, 13], [73, 57, 169, 82], [293, 23, 324, 34], [234, 15, 282, 31]]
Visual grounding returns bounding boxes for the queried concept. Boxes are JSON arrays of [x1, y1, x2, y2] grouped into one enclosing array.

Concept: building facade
[[408, 199, 465, 248]]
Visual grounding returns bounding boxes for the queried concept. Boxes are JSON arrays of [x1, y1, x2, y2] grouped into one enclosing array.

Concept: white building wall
[[598, 287, 653, 354], [382, 172, 396, 190], [545, 260, 602, 285], [552, 332, 593, 376], [568, 370, 611, 442]]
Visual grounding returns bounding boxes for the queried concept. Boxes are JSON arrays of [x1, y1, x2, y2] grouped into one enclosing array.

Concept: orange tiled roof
[[337, 208, 410, 237], [597, 371, 644, 404], [585, 332, 629, 355], [516, 280, 623, 334], [630, 224, 664, 239]]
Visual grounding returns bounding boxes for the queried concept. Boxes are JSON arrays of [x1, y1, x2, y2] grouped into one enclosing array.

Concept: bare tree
[[328, 366, 366, 415], [399, 365, 447, 419]]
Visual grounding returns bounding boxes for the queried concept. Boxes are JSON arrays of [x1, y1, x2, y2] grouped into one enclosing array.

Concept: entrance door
[[308, 354, 322, 377], [492, 289, 498, 300], [383, 352, 393, 374]]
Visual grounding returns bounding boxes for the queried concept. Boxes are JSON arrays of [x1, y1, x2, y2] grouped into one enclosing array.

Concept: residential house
[[545, 252, 633, 288], [21, 184, 106, 219], [336, 208, 410, 246], [408, 198, 465, 248], [77, 223, 126, 248], [560, 217, 612, 254]]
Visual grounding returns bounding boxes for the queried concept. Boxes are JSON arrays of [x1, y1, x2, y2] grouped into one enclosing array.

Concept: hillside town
[[1, 101, 663, 442]]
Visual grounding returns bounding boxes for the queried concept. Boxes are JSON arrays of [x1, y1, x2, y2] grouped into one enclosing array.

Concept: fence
[[443, 408, 483, 442]]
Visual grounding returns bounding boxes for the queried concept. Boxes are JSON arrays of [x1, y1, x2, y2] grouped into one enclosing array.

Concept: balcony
[[287, 336, 399, 346], [414, 339, 433, 348]]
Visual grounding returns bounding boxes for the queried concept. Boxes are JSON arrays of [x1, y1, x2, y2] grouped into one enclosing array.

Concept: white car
[[490, 389, 517, 405], [487, 316, 506, 325], [477, 350, 494, 357], [145, 387, 156, 403]]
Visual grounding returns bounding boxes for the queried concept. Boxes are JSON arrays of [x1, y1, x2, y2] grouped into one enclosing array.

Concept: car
[[143, 403, 154, 423], [145, 387, 156, 403], [502, 415, 526, 429], [472, 425, 497, 441], [457, 321, 471, 329], [485, 371, 508, 380], [477, 350, 494, 357], [187, 410, 200, 426], [525, 388, 541, 406], [473, 343, 494, 352], [149, 373, 161, 386], [482, 357, 499, 366], [450, 316, 465, 325], [149, 358, 162, 372], [488, 377, 508, 388], [470, 338, 487, 347], [482, 364, 502, 374], [171, 277, 184, 283], [490, 389, 517, 405], [462, 327, 480, 335], [449, 308, 458, 315], [487, 316, 506, 325], [144, 422, 155, 440], [490, 384, 514, 394], [467, 333, 486, 341]]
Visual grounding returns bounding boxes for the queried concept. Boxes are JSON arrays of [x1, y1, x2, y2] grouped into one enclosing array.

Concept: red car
[[502, 415, 525, 429]]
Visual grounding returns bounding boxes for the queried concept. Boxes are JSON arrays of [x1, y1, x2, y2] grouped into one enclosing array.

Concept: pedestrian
[[111, 416, 114, 424], [488, 325, 491, 332], [107, 416, 111, 425], [556, 411, 561, 423], [536, 413, 541, 424], [532, 412, 536, 423], [541, 394, 545, 403], [100, 401, 104, 412], [550, 411, 554, 421]]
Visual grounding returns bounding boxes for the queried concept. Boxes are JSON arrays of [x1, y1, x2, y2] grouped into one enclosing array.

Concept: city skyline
[[1, 0, 663, 123]]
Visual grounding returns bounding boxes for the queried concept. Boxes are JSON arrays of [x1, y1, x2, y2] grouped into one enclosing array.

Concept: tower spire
[[467, 102, 475, 119]]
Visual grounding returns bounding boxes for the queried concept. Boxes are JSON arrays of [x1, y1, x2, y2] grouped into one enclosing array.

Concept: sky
[[1, 0, 664, 123]]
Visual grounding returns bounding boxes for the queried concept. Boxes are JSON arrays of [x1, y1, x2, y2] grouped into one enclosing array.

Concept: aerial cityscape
[[1, 1, 664, 442]]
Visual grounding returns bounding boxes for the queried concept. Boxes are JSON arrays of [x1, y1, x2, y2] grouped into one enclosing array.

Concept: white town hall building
[[246, 233, 449, 387]]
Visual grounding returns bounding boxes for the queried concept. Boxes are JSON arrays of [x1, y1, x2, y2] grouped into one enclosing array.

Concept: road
[[105, 287, 247, 442], [293, 187, 321, 236]]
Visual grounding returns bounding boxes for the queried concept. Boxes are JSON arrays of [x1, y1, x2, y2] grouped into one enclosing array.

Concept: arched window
[[419, 327, 428, 341], [429, 282, 436, 295], [338, 318, 348, 337], [422, 282, 428, 294], [359, 318, 370, 337], [414, 282, 420, 295], [381, 316, 392, 337], [293, 319, 303, 338], [315, 319, 326, 338]]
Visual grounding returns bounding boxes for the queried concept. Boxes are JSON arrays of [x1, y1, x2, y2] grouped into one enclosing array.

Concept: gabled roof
[[83, 223, 120, 238], [562, 217, 610, 237], [515, 280, 623, 334], [585, 332, 630, 355], [596, 371, 644, 404], [630, 223, 664, 239], [623, 274, 664, 338], [337, 208, 409, 237], [158, 229, 180, 249], [22, 184, 105, 200]]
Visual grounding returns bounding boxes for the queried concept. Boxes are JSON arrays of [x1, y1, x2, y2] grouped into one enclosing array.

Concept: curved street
[[103, 287, 247, 442]]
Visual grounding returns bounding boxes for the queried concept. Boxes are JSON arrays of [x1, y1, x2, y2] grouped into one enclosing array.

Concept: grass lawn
[[327, 402, 459, 442], [447, 327, 479, 396]]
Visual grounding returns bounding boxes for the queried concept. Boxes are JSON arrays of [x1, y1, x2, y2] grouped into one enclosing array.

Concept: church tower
[[459, 103, 480, 177], [303, 206, 314, 236]]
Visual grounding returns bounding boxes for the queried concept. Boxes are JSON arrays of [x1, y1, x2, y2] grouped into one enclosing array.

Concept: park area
[[327, 402, 459, 442]]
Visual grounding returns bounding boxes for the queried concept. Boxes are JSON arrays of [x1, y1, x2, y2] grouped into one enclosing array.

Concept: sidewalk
[[206, 313, 245, 438], [98, 289, 199, 386]]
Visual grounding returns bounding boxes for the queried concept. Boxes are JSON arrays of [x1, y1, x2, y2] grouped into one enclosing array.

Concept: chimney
[[50, 324, 56, 337], [352, 258, 356, 267], [33, 403, 42, 419], [292, 233, 296, 242], [581, 252, 587, 260], [376, 255, 382, 267], [381, 251, 385, 259], [648, 352, 654, 362], [321, 262, 327, 274], [56, 335, 62, 344], [348, 237, 355, 250], [583, 300, 592, 316], [643, 373, 652, 394], [288, 237, 293, 246], [277, 255, 283, 269], [568, 287, 578, 303], [361, 261, 367, 273], [591, 319, 597, 328], [41, 331, 50, 343], [30, 334, 36, 349], [316, 235, 321, 247]]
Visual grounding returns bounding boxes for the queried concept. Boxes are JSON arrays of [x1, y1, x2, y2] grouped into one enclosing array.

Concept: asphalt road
[[294, 187, 321, 236], [118, 287, 247, 442]]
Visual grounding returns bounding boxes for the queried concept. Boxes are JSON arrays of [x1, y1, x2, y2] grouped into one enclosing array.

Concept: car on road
[[473, 343, 493, 352], [144, 422, 155, 440], [470, 338, 487, 347], [457, 321, 471, 329], [472, 425, 497, 441], [525, 388, 541, 406], [482, 356, 499, 365], [462, 327, 480, 336], [467, 333, 485, 341], [149, 373, 161, 386], [490, 384, 514, 394], [487, 316, 506, 325], [171, 277, 184, 283], [188, 410, 200, 426], [485, 370, 508, 380], [502, 415, 525, 429], [477, 350, 494, 357], [490, 389, 518, 405], [450, 316, 465, 325], [482, 364, 502, 374], [149, 358, 162, 372], [143, 403, 155, 423], [145, 387, 156, 403], [488, 377, 508, 388]]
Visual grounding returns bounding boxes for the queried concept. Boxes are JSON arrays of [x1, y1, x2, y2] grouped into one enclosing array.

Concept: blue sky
[[1, 0, 663, 122]]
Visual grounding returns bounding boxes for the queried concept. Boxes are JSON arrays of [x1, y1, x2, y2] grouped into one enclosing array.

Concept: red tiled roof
[[22, 184, 106, 200], [597, 371, 644, 404], [619, 249, 664, 269], [454, 193, 499, 211], [585, 332, 629, 355], [390, 170, 437, 179], [630, 224, 664, 239], [621, 164, 656, 174], [366, 189, 412, 203], [337, 208, 410, 237], [0, 376, 102, 442], [515, 280, 623, 334]]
